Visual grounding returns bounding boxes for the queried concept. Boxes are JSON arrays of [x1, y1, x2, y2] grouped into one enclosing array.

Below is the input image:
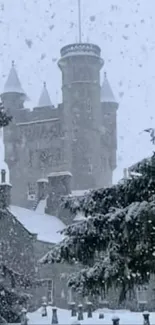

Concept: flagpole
[[78, 0, 82, 43]]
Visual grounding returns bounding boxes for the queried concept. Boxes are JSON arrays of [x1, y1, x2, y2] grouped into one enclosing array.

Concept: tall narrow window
[[28, 150, 33, 167], [68, 288, 73, 303], [27, 182, 36, 201], [47, 280, 53, 303], [99, 287, 107, 302]]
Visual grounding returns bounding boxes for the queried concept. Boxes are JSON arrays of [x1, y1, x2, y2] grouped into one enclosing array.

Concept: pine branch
[[0, 102, 12, 127]]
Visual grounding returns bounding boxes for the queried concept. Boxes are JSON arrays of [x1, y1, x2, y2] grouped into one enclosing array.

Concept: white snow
[[16, 118, 59, 126], [71, 190, 90, 197], [9, 205, 65, 244], [37, 178, 48, 183], [27, 306, 155, 324], [2, 61, 27, 97], [73, 212, 86, 222], [35, 198, 47, 214], [48, 171, 72, 177]]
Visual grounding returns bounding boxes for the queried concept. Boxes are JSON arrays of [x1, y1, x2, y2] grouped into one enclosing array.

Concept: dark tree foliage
[[41, 152, 155, 303], [0, 102, 12, 127]]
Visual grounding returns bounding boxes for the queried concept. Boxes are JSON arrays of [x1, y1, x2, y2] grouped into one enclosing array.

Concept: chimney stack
[[1, 169, 6, 183], [0, 169, 12, 208], [37, 178, 48, 201], [45, 171, 72, 216]]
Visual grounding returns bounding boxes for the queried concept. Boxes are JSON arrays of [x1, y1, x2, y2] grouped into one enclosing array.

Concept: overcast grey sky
[[0, 0, 155, 182]]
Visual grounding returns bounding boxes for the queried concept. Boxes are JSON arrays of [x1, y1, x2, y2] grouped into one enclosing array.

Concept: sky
[[0, 0, 155, 182]]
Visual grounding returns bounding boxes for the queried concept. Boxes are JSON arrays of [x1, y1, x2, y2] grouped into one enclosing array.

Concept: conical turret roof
[[3, 61, 26, 97], [38, 82, 52, 108], [101, 72, 116, 103]]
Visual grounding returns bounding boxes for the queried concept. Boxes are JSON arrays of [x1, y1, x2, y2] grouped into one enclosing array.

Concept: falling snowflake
[[51, 13, 55, 19], [122, 35, 129, 40], [49, 24, 54, 31], [40, 53, 46, 60], [119, 92, 124, 98], [89, 15, 96, 22], [25, 39, 33, 48]]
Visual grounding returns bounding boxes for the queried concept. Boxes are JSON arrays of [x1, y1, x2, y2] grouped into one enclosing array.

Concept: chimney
[[0, 169, 12, 208], [45, 171, 72, 216], [37, 178, 48, 201]]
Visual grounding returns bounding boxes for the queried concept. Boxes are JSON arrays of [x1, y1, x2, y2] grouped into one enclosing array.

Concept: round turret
[[58, 42, 104, 189]]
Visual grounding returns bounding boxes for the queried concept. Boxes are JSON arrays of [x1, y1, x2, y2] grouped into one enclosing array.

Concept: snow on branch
[[40, 199, 155, 302]]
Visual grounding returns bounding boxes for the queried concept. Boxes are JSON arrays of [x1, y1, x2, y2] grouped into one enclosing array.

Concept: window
[[68, 288, 73, 303], [88, 159, 93, 174], [28, 149, 33, 167], [86, 98, 92, 113], [136, 285, 148, 303], [47, 280, 53, 303], [99, 287, 107, 303], [27, 182, 36, 201]]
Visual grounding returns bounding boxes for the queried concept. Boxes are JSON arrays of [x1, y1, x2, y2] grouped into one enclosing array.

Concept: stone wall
[[0, 209, 37, 309]]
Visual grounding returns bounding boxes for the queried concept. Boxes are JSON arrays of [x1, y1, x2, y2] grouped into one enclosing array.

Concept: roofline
[[16, 118, 59, 126], [7, 208, 36, 238]]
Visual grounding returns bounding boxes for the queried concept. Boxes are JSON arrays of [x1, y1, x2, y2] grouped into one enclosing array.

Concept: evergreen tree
[[0, 102, 12, 127], [41, 151, 155, 303]]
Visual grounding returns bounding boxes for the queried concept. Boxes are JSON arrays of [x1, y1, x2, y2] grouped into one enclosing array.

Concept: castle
[[1, 42, 118, 209]]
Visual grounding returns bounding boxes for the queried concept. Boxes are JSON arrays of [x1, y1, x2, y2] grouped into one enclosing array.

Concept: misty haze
[[0, 0, 155, 324]]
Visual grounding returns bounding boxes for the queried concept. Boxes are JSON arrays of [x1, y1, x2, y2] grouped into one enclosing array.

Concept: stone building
[[0, 126, 80, 310], [1, 42, 118, 209], [0, 40, 119, 310]]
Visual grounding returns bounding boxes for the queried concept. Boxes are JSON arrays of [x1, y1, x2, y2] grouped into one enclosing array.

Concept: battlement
[[60, 43, 102, 58], [10, 103, 63, 124]]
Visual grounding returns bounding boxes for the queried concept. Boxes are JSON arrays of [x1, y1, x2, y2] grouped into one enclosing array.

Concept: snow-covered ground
[[27, 306, 155, 324]]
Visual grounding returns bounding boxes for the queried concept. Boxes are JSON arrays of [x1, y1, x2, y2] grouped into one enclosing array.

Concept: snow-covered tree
[[0, 102, 12, 127], [41, 152, 155, 303]]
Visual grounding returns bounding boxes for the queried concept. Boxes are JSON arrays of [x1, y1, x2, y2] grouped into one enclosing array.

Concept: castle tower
[[58, 43, 104, 190], [100, 72, 118, 185], [1, 61, 28, 112]]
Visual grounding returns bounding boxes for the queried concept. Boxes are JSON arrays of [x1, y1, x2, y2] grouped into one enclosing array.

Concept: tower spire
[[78, 0, 82, 43]]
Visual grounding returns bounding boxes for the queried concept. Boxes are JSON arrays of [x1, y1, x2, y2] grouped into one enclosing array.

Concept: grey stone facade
[[1, 42, 118, 209], [0, 41, 120, 311]]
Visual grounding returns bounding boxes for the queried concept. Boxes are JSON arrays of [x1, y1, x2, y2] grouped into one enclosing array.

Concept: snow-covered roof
[[71, 189, 90, 197], [38, 82, 52, 108], [101, 72, 116, 103], [9, 205, 65, 244], [37, 178, 48, 183], [2, 61, 27, 97], [0, 128, 10, 184], [48, 171, 72, 178], [35, 198, 47, 214]]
